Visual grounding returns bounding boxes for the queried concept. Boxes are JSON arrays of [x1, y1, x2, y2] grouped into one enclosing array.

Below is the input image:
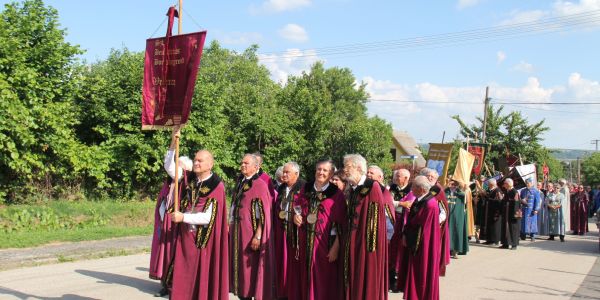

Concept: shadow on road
[[519, 235, 599, 257], [75, 269, 159, 295], [0, 286, 98, 300], [136, 267, 149, 272], [484, 277, 599, 299]]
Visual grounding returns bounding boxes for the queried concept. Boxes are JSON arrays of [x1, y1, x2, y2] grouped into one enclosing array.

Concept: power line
[[368, 99, 600, 105], [258, 10, 600, 62]]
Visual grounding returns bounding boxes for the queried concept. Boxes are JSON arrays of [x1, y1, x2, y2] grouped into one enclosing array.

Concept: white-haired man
[[500, 178, 523, 250], [149, 128, 194, 297], [419, 168, 450, 276], [482, 178, 503, 245], [273, 161, 305, 299], [342, 154, 388, 300], [402, 175, 441, 300], [388, 168, 415, 293]]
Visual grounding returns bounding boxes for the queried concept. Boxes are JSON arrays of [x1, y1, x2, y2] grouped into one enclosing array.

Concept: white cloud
[[499, 10, 547, 26], [258, 48, 322, 83], [457, 0, 482, 9], [499, 0, 600, 26], [567, 72, 600, 99], [278, 24, 309, 43], [250, 0, 311, 14], [214, 31, 263, 45], [493, 77, 555, 103], [512, 61, 535, 73], [497, 51, 506, 64]]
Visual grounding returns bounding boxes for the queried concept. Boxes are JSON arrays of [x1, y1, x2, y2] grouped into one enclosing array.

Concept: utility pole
[[482, 86, 490, 144], [577, 157, 581, 184], [592, 139, 600, 151], [569, 161, 573, 183]]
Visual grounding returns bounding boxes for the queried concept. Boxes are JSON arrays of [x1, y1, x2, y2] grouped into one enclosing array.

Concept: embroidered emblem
[[200, 186, 210, 195], [360, 187, 369, 196]]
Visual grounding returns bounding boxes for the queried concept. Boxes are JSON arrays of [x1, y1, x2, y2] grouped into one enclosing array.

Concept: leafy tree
[[280, 62, 393, 177], [582, 152, 600, 186], [452, 105, 550, 174], [0, 0, 88, 202]]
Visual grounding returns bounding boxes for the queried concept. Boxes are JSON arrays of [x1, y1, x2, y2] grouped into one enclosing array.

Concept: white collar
[[314, 182, 330, 192], [197, 173, 213, 183], [352, 175, 367, 190]]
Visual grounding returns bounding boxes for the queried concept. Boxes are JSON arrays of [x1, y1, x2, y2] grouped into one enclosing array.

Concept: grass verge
[[0, 200, 155, 249]]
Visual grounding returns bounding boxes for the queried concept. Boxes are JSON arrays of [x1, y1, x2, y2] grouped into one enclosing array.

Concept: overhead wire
[[257, 10, 600, 62]]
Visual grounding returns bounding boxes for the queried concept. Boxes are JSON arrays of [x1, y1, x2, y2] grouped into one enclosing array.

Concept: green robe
[[446, 187, 469, 254]]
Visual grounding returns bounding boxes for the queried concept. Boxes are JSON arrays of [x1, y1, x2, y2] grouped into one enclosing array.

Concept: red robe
[[403, 193, 441, 300], [431, 183, 450, 276], [273, 179, 305, 298], [258, 169, 277, 203], [343, 178, 388, 300], [290, 182, 346, 300], [229, 174, 275, 300], [149, 175, 185, 288], [170, 174, 229, 300]]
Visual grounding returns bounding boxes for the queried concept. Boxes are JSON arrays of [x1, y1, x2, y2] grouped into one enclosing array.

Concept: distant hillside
[[418, 144, 595, 161], [549, 149, 596, 161]]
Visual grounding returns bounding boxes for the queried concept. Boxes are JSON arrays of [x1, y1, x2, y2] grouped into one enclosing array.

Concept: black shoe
[[154, 287, 169, 297], [547, 236, 555, 240], [483, 241, 494, 245], [511, 246, 517, 250], [499, 245, 509, 249]]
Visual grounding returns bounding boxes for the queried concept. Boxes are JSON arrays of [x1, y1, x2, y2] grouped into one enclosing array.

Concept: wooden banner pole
[[174, 133, 180, 212], [178, 0, 183, 35], [173, 0, 183, 212]]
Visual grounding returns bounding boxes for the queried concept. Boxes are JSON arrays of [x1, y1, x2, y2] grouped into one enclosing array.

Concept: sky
[[3, 0, 600, 150]]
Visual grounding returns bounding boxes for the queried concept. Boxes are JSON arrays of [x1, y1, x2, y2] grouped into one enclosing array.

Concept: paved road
[[0, 229, 598, 299]]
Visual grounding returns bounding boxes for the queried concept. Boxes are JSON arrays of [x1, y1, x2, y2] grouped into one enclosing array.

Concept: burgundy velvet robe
[[273, 179, 305, 298], [431, 183, 450, 276], [344, 178, 388, 300], [403, 193, 441, 300], [229, 174, 275, 300], [170, 174, 229, 300], [149, 176, 184, 288], [258, 169, 277, 203], [290, 182, 346, 300]]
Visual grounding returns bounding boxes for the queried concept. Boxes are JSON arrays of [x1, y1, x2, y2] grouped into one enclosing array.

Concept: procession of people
[[148, 126, 597, 300]]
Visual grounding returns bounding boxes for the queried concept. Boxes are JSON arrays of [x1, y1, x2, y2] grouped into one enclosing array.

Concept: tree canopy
[[452, 104, 564, 181], [0, 0, 392, 203], [582, 153, 600, 187]]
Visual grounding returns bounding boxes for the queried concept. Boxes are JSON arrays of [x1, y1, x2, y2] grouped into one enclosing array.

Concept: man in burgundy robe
[[403, 175, 441, 300], [169, 149, 229, 300], [230, 154, 275, 300], [290, 159, 346, 300], [149, 128, 191, 297], [388, 168, 414, 292], [421, 168, 450, 276], [342, 154, 388, 300], [273, 162, 305, 299]]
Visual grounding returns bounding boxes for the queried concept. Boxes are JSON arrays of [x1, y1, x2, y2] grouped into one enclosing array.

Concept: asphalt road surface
[[0, 231, 598, 299]]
